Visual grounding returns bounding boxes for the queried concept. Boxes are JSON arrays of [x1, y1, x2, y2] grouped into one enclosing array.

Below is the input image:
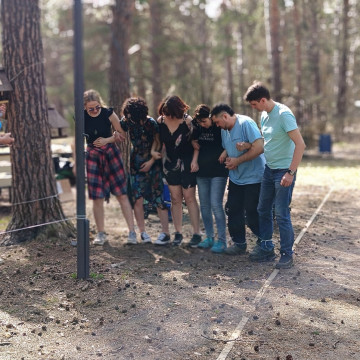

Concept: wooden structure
[[48, 105, 69, 138]]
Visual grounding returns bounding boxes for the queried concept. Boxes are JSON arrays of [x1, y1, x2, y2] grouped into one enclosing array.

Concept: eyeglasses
[[88, 105, 101, 112]]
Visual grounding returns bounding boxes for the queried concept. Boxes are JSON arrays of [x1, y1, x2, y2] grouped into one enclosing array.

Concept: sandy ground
[[0, 146, 359, 360]]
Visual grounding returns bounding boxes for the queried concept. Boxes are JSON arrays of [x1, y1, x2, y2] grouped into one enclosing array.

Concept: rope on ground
[[216, 186, 334, 360]]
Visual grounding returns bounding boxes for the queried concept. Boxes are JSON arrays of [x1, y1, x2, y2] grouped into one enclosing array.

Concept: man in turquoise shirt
[[210, 103, 265, 255], [244, 82, 306, 269]]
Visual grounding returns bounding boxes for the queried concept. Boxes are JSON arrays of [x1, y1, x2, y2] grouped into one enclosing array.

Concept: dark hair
[[122, 97, 148, 122], [193, 104, 210, 123], [244, 81, 271, 102], [210, 103, 234, 117], [158, 95, 189, 119]]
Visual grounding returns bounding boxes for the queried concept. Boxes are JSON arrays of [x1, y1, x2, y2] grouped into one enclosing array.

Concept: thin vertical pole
[[73, 0, 89, 279]]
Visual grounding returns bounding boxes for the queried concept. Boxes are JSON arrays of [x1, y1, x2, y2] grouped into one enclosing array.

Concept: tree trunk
[[268, 0, 282, 100], [237, 22, 246, 113], [221, 2, 234, 108], [1, 0, 75, 245], [293, 0, 303, 123], [149, 0, 163, 116], [109, 0, 134, 173], [306, 0, 323, 132], [335, 0, 350, 137]]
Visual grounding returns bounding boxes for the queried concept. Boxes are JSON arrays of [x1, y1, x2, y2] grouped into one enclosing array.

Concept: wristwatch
[[287, 169, 296, 176]]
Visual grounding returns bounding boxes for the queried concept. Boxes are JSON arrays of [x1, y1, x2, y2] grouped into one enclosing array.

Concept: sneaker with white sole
[[154, 232, 171, 245], [141, 232, 152, 244], [127, 231, 137, 245], [93, 232, 107, 246]]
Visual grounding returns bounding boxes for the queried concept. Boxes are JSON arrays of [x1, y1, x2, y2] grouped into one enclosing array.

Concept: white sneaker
[[127, 231, 137, 245], [154, 232, 171, 245], [93, 232, 107, 246], [141, 232, 152, 244]]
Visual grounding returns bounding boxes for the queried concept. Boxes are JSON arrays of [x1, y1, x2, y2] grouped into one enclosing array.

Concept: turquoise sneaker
[[197, 237, 214, 249], [211, 241, 226, 254]]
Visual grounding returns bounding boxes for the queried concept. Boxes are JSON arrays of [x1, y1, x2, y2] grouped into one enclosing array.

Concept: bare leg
[[93, 198, 105, 232], [157, 207, 170, 235], [116, 194, 135, 232], [134, 197, 146, 233], [168, 185, 183, 234], [183, 186, 200, 234]]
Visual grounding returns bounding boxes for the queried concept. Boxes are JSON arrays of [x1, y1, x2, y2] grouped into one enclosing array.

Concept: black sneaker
[[224, 244, 247, 255], [154, 232, 171, 245], [275, 253, 293, 269], [249, 244, 276, 262], [172, 232, 183, 246], [188, 234, 202, 248]]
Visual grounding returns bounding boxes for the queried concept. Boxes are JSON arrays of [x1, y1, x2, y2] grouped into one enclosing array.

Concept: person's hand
[[224, 157, 239, 170], [151, 151, 162, 160], [93, 137, 108, 147], [218, 152, 227, 164], [0, 132, 14, 146], [113, 131, 125, 142], [139, 159, 154, 173], [280, 172, 294, 187], [191, 160, 199, 173], [236, 142, 250, 152]]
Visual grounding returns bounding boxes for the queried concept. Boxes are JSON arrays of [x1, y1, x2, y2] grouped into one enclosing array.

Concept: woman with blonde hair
[[83, 89, 135, 245]]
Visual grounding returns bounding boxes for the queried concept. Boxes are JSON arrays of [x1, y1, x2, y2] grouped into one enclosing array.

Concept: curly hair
[[121, 97, 148, 122], [193, 104, 210, 123], [158, 95, 189, 119]]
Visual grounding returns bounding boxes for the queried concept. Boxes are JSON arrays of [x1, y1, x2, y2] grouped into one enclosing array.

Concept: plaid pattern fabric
[[86, 143, 127, 201]]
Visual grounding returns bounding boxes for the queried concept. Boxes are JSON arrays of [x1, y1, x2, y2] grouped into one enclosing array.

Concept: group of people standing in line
[[83, 81, 305, 269]]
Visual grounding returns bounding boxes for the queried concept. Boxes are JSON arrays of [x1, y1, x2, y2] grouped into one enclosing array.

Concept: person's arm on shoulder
[[225, 138, 264, 170], [280, 128, 306, 187]]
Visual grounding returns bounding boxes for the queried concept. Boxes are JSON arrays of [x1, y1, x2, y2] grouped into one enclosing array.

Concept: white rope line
[[0, 216, 78, 236], [11, 193, 60, 206], [216, 186, 334, 360], [9, 61, 45, 82]]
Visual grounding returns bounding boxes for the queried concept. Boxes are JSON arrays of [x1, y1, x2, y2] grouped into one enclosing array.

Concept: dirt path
[[0, 155, 359, 359]]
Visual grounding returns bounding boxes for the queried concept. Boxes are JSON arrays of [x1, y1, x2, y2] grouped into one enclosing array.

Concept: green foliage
[[90, 272, 105, 280], [38, 0, 360, 139]]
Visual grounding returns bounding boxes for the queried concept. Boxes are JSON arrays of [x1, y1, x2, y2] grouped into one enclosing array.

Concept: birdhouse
[[48, 105, 69, 138]]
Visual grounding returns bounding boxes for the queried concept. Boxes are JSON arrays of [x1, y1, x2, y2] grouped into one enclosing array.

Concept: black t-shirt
[[193, 123, 228, 178], [84, 107, 113, 144]]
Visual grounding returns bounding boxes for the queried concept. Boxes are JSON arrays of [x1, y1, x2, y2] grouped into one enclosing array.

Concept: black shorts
[[165, 169, 197, 189]]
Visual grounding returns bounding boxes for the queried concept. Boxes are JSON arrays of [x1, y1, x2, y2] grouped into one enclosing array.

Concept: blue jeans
[[196, 176, 227, 243], [257, 165, 296, 255], [225, 180, 261, 246]]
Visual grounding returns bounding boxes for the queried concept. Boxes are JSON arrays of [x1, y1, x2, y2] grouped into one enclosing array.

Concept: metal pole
[[73, 0, 89, 279]]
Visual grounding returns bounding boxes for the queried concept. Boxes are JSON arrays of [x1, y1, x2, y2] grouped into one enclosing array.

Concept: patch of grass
[[299, 159, 360, 189], [70, 272, 77, 279], [0, 214, 11, 232], [90, 272, 104, 280]]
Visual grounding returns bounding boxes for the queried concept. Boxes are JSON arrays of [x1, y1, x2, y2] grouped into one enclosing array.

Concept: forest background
[[28, 0, 360, 146], [0, 0, 359, 246]]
